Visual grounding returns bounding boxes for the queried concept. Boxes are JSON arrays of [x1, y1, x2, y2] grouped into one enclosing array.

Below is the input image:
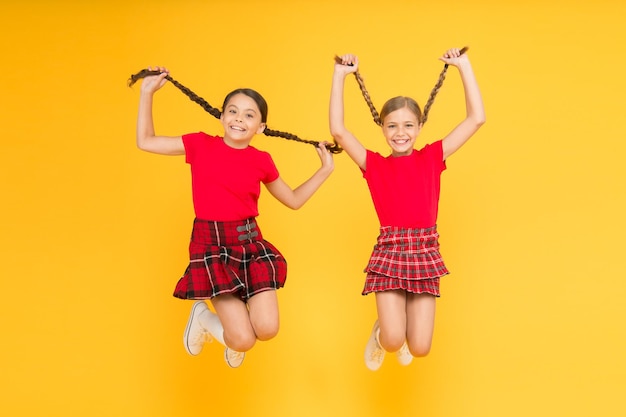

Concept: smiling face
[[382, 106, 422, 157], [220, 93, 266, 148]]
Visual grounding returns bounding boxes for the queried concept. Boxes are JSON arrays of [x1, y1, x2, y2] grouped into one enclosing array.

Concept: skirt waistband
[[191, 217, 262, 246]]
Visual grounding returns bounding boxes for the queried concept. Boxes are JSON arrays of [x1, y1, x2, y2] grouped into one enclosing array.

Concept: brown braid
[[337, 47, 468, 125], [422, 46, 469, 123], [128, 69, 343, 154], [334, 56, 382, 126]]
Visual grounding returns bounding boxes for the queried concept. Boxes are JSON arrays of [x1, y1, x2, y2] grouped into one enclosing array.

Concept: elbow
[[287, 201, 304, 211], [473, 113, 486, 128], [136, 141, 149, 152], [329, 127, 347, 144], [136, 136, 152, 152]]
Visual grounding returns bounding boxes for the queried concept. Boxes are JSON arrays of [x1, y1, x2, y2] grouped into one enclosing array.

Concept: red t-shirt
[[362, 140, 446, 228], [182, 132, 279, 221]]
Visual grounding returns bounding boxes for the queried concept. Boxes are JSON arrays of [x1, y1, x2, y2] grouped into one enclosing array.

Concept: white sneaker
[[396, 342, 413, 366], [364, 320, 385, 371], [224, 347, 245, 368], [183, 301, 212, 356]]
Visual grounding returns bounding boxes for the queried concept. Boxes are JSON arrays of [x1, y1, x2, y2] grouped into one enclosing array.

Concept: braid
[[264, 128, 343, 154], [422, 46, 469, 124], [336, 47, 469, 125], [334, 56, 382, 126], [128, 69, 222, 119], [128, 69, 343, 154]]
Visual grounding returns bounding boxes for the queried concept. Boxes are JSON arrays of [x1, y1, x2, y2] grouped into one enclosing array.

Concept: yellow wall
[[2, 1, 625, 416]]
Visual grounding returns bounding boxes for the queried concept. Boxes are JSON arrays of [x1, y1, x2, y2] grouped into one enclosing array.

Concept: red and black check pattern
[[363, 225, 449, 297], [173, 218, 287, 301]]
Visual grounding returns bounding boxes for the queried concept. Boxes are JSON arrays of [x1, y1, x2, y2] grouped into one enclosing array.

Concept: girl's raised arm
[[440, 50, 486, 160], [329, 55, 367, 170], [135, 67, 185, 156]]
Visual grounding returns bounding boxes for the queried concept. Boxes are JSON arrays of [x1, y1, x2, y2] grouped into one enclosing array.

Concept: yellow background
[[2, 1, 625, 416]]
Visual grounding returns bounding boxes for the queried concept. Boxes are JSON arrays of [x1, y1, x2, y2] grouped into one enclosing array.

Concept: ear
[[257, 123, 266, 134]]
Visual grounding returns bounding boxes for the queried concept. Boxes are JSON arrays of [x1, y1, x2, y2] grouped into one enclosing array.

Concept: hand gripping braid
[[335, 46, 468, 126], [128, 70, 343, 154]]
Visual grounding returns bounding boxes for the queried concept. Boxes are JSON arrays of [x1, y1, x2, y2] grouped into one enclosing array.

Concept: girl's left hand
[[439, 48, 468, 66], [316, 141, 335, 172]]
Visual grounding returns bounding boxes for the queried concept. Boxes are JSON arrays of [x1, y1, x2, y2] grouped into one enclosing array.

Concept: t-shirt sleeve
[[260, 151, 280, 183], [362, 149, 382, 178], [423, 140, 447, 172], [182, 132, 204, 165]]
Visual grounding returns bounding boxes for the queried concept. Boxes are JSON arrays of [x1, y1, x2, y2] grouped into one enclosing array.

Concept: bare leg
[[210, 294, 257, 352], [246, 290, 280, 341], [405, 293, 436, 357], [374, 289, 408, 353]]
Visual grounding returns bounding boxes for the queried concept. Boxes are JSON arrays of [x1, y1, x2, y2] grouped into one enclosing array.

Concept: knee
[[252, 319, 279, 342], [379, 330, 405, 353], [224, 329, 257, 352], [408, 340, 432, 357]]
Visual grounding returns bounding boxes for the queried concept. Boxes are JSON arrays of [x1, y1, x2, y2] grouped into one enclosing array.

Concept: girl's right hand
[[139, 66, 170, 94], [334, 54, 359, 76]]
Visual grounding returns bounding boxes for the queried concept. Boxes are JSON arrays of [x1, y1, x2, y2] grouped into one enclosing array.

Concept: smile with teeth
[[231, 125, 246, 132]]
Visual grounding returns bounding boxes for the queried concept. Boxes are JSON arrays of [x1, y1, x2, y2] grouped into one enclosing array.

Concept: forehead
[[225, 93, 260, 112], [384, 106, 419, 123]]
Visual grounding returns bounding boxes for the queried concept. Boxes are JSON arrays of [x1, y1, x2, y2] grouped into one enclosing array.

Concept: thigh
[[405, 292, 437, 356], [375, 290, 408, 350], [246, 290, 280, 341], [211, 294, 256, 347]]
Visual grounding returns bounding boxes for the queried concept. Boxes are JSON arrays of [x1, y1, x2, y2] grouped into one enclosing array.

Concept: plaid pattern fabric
[[173, 218, 287, 301], [363, 276, 441, 297], [363, 225, 449, 296]]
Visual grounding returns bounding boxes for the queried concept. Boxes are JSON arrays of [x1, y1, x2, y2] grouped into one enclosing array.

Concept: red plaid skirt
[[363, 225, 449, 297], [173, 218, 287, 301]]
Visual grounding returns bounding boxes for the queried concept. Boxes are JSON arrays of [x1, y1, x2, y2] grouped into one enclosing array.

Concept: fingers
[[139, 66, 170, 92], [147, 65, 169, 75], [336, 54, 358, 66], [334, 54, 359, 74], [442, 48, 462, 59], [317, 141, 335, 161], [439, 47, 469, 66]]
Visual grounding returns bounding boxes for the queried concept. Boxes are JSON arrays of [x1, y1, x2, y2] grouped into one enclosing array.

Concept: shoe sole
[[183, 301, 207, 356]]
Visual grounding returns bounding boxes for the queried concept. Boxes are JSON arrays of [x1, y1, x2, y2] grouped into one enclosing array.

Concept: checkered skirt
[[363, 225, 449, 297], [173, 218, 287, 301]]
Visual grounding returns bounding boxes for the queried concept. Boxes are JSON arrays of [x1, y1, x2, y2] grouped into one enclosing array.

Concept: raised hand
[[139, 66, 170, 95]]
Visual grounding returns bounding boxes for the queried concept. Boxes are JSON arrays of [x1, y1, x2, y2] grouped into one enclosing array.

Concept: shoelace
[[225, 348, 245, 366], [369, 345, 385, 364], [396, 343, 413, 364], [396, 344, 409, 357], [191, 329, 211, 346]]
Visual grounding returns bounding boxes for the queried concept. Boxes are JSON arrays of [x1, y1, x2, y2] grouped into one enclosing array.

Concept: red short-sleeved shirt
[[362, 140, 446, 228], [182, 132, 279, 221]]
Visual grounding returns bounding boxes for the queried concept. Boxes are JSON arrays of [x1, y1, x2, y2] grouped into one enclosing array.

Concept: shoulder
[[183, 132, 223, 149], [246, 145, 274, 161], [366, 149, 385, 163], [415, 140, 443, 160], [416, 139, 442, 153], [182, 132, 221, 142]]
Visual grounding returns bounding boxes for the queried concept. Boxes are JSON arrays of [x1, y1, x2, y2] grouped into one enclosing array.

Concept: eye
[[229, 109, 236, 114]]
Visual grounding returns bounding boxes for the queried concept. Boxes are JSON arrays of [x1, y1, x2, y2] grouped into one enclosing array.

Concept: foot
[[396, 342, 413, 366], [183, 301, 212, 356], [224, 347, 245, 368], [364, 320, 385, 371]]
